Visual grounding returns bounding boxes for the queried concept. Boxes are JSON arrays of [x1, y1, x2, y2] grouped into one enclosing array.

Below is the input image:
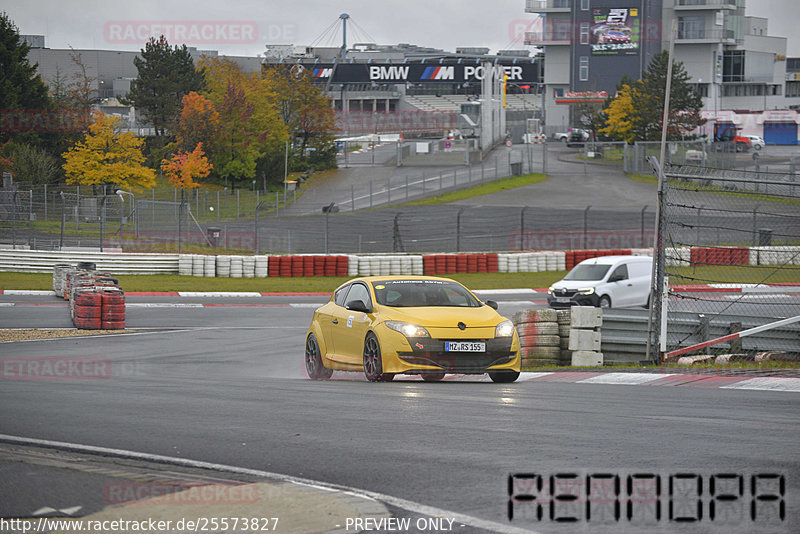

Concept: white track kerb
[[0, 434, 538, 534]]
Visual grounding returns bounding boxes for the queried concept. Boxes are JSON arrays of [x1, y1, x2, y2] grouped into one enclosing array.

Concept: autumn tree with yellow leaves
[[62, 111, 155, 191]]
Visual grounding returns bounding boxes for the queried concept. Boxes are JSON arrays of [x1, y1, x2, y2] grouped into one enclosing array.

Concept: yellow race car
[[305, 276, 521, 382]]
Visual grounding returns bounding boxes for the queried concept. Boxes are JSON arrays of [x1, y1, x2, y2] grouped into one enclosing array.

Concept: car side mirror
[[485, 300, 498, 310], [609, 274, 624, 283], [346, 299, 372, 314]]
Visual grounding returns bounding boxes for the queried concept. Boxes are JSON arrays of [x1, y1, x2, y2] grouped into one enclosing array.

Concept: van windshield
[[563, 264, 611, 281]]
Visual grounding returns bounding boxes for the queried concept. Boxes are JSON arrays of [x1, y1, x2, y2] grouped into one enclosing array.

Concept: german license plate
[[555, 297, 571, 303], [445, 341, 485, 352]]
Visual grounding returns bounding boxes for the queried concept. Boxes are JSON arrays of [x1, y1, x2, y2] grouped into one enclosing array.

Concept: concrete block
[[570, 306, 602, 329], [572, 351, 603, 367], [568, 329, 601, 351]]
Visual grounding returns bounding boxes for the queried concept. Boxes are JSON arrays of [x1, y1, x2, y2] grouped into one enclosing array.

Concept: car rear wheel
[[599, 295, 612, 309], [489, 370, 520, 383], [305, 334, 333, 380], [421, 372, 445, 382], [363, 332, 394, 382]]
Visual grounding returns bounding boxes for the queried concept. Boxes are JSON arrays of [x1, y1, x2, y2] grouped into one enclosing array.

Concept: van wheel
[[599, 296, 611, 309]]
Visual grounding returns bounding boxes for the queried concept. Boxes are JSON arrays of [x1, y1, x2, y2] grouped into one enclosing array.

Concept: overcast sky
[[5, 0, 800, 57]]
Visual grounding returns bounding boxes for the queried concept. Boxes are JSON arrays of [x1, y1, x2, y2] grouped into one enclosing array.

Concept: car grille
[[552, 288, 578, 298], [398, 338, 514, 373]]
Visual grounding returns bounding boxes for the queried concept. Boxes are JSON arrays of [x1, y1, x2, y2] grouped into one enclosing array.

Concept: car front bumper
[[547, 293, 600, 308], [382, 336, 521, 374]]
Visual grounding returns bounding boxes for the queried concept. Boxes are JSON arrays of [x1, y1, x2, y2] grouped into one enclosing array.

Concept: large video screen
[[590, 7, 640, 55]]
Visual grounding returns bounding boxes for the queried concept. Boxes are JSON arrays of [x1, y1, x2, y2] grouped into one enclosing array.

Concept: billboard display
[[590, 7, 640, 56]]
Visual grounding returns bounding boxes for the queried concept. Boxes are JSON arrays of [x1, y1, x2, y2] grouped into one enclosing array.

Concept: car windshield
[[563, 264, 612, 281], [371, 279, 482, 308]]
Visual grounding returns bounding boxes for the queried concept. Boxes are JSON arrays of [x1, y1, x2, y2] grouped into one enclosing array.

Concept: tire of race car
[[489, 370, 520, 383], [363, 332, 394, 382], [556, 309, 571, 325], [305, 333, 333, 380], [514, 308, 557, 324], [517, 322, 559, 337], [518, 334, 560, 348], [421, 372, 445, 382]]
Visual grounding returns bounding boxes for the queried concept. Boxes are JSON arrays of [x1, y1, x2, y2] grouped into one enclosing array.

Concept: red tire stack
[[303, 256, 315, 277], [72, 288, 102, 329], [336, 256, 348, 276], [100, 288, 126, 330], [486, 254, 499, 273], [314, 255, 326, 276]]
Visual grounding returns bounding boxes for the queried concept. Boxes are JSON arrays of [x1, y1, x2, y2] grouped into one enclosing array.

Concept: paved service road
[[0, 297, 797, 533]]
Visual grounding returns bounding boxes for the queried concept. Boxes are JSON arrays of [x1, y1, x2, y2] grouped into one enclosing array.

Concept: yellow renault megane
[[305, 276, 521, 382]]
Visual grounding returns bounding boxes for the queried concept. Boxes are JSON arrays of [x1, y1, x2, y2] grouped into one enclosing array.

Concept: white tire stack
[[216, 255, 231, 278], [203, 255, 216, 277], [254, 256, 268, 278], [192, 255, 205, 277], [230, 256, 244, 278], [178, 255, 193, 276], [242, 256, 256, 278]]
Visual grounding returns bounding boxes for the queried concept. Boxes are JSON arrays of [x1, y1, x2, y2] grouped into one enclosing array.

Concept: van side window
[[334, 285, 351, 307], [610, 265, 628, 281]]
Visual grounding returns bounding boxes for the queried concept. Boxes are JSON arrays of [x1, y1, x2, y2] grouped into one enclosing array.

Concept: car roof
[[336, 275, 461, 289], [576, 255, 652, 266]]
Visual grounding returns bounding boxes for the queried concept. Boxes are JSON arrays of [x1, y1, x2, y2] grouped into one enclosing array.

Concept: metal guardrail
[[602, 309, 800, 363], [0, 249, 179, 274]]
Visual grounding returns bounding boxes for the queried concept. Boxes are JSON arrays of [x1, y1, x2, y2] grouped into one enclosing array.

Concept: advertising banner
[[590, 7, 640, 55]]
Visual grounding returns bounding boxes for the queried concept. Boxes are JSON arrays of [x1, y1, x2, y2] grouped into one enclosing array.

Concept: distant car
[[547, 255, 653, 309], [598, 30, 631, 44], [745, 135, 765, 150], [305, 276, 522, 382], [566, 129, 591, 147]]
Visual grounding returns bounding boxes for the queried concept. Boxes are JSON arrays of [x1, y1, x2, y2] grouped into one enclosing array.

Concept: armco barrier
[[5, 246, 796, 277], [0, 249, 179, 274]]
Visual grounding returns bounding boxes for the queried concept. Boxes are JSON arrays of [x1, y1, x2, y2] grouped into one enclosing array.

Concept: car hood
[[551, 279, 603, 291], [378, 305, 504, 328]]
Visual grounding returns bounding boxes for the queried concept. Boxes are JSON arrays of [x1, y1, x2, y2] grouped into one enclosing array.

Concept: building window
[[787, 82, 800, 98], [580, 23, 590, 45], [677, 16, 704, 39], [695, 84, 709, 98], [579, 56, 589, 81], [581, 0, 590, 11], [722, 51, 744, 83]]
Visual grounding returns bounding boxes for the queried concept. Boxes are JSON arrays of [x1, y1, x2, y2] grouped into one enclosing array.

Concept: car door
[[331, 282, 374, 365], [318, 284, 350, 359], [606, 264, 633, 307]]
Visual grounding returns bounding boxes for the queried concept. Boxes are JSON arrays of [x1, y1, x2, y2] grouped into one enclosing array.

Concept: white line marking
[[473, 289, 536, 295], [177, 292, 263, 297], [0, 303, 14, 307], [3, 290, 56, 295], [289, 303, 322, 308], [517, 372, 555, 381], [0, 434, 539, 534], [578, 373, 674, 385], [499, 300, 541, 306], [720, 377, 800, 392], [126, 303, 204, 308]]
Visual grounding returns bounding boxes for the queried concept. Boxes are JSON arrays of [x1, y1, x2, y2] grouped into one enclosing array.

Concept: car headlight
[[495, 320, 515, 338], [385, 321, 430, 338], [577, 288, 595, 295], [547, 286, 555, 295]]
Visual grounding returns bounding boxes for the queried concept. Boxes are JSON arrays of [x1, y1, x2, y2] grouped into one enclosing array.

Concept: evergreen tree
[[122, 36, 205, 136]]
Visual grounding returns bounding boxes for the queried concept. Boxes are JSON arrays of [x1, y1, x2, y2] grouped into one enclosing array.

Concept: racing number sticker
[[347, 315, 354, 328]]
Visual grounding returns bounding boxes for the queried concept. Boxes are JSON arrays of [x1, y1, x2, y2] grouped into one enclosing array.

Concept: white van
[[547, 255, 653, 309]]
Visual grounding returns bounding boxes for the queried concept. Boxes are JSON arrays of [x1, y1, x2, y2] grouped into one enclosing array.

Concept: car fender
[[306, 318, 331, 363]]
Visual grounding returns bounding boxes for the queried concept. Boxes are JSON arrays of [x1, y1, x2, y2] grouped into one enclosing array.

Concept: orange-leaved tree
[[160, 142, 212, 190], [175, 91, 220, 153], [62, 110, 155, 192]]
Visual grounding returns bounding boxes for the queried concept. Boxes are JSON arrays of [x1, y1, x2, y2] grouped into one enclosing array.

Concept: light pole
[[116, 190, 136, 242], [322, 202, 339, 254]]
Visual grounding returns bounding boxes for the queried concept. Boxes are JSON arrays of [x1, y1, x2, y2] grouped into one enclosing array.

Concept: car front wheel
[[599, 295, 612, 309], [363, 332, 394, 382], [489, 370, 520, 383], [305, 334, 333, 380]]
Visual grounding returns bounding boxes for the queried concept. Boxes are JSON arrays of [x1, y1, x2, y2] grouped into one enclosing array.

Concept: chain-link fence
[[650, 165, 800, 359]]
